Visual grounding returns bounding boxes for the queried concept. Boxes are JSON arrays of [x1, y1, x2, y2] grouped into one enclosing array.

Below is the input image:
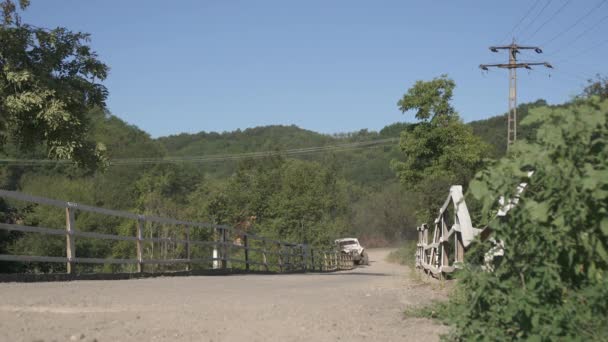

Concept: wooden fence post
[[185, 225, 191, 271], [262, 240, 268, 271], [336, 252, 339, 270], [333, 252, 337, 271], [441, 216, 448, 272], [278, 243, 283, 272], [65, 206, 75, 274], [456, 233, 465, 264], [221, 228, 228, 270], [212, 227, 222, 270], [300, 245, 308, 272], [136, 218, 144, 273], [244, 234, 249, 271]]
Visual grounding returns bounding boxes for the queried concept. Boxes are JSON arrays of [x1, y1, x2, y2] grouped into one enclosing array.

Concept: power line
[[542, 0, 608, 47], [0, 138, 400, 166], [501, 0, 542, 43], [554, 37, 608, 63], [553, 67, 596, 82], [537, 69, 590, 85], [518, 0, 553, 41], [547, 14, 608, 56], [524, 0, 573, 42]]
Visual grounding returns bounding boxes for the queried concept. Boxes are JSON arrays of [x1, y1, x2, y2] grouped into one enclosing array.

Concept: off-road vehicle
[[335, 238, 369, 265]]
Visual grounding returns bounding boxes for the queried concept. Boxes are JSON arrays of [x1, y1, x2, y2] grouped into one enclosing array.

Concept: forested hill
[[158, 125, 335, 156], [468, 99, 549, 158], [157, 123, 409, 155], [155, 123, 411, 185], [154, 99, 550, 167]]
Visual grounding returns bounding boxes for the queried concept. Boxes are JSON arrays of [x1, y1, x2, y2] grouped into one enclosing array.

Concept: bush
[[441, 98, 608, 340]]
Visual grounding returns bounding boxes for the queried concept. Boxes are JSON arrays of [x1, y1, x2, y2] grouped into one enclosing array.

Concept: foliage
[[392, 76, 490, 222], [397, 74, 456, 122], [0, 0, 108, 169], [392, 118, 489, 189], [200, 157, 351, 246], [350, 184, 418, 244], [468, 99, 548, 158], [158, 124, 405, 186], [581, 74, 608, 101], [443, 98, 608, 341]]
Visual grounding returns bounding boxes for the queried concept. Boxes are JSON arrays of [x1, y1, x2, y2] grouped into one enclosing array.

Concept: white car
[[335, 238, 369, 265]]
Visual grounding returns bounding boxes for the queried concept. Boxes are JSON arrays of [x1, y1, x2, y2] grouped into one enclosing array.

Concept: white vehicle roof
[[335, 238, 359, 243]]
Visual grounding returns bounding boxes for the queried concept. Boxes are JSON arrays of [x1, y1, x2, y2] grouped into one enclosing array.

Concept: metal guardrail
[[0, 190, 355, 274]]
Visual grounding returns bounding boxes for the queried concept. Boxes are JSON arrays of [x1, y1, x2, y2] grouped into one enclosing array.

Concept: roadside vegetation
[[408, 93, 608, 341], [2, 1, 608, 340]]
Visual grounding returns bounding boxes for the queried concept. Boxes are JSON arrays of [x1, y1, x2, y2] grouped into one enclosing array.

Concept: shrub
[[442, 98, 608, 341]]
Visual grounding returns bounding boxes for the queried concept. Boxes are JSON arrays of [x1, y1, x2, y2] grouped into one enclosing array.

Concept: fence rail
[[0, 190, 355, 275], [415, 185, 483, 279]]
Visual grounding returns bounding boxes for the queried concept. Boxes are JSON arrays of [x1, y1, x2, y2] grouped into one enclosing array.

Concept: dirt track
[[0, 249, 448, 342]]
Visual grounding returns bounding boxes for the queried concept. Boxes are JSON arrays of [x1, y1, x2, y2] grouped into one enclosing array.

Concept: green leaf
[[601, 218, 608, 237], [525, 200, 551, 223]]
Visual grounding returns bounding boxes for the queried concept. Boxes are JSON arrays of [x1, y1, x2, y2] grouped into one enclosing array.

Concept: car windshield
[[339, 240, 357, 247]]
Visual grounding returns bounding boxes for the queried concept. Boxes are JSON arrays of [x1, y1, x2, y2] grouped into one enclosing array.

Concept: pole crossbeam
[[480, 41, 552, 149], [480, 62, 552, 70]]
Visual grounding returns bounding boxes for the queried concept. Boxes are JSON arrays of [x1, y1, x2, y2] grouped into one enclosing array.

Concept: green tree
[[581, 74, 608, 101], [203, 157, 350, 246], [445, 98, 608, 340], [392, 76, 489, 221], [0, 0, 109, 169], [349, 183, 418, 244], [397, 74, 456, 122]]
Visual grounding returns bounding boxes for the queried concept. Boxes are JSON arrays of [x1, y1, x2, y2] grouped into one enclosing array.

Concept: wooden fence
[[0, 190, 354, 275], [415, 185, 483, 278]]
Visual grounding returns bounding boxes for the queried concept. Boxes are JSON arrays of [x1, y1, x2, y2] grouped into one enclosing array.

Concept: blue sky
[[22, 1, 607, 137]]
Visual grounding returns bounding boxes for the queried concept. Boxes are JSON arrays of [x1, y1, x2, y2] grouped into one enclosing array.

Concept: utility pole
[[480, 40, 552, 149]]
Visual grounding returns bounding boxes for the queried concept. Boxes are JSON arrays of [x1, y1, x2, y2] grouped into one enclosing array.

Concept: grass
[[404, 300, 450, 322], [388, 240, 453, 331]]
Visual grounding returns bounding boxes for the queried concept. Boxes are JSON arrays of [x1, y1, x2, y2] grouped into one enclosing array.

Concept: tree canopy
[[0, 0, 108, 169], [392, 76, 489, 221], [397, 74, 456, 122]]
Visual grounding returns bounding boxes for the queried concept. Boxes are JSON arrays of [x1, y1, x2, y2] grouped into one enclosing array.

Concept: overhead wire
[[547, 13, 608, 57], [561, 37, 608, 61], [517, 0, 553, 42], [542, 0, 608, 47], [523, 0, 573, 42], [500, 0, 543, 43], [0, 137, 401, 167]]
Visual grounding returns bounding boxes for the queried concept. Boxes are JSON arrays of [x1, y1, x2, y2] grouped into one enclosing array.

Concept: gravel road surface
[[0, 248, 448, 342]]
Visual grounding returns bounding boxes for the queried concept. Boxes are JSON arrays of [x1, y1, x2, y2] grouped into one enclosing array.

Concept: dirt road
[[0, 249, 448, 342]]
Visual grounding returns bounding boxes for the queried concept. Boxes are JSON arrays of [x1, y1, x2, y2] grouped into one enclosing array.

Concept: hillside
[[158, 125, 335, 156], [468, 99, 548, 158], [155, 123, 409, 185], [152, 101, 551, 183]]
